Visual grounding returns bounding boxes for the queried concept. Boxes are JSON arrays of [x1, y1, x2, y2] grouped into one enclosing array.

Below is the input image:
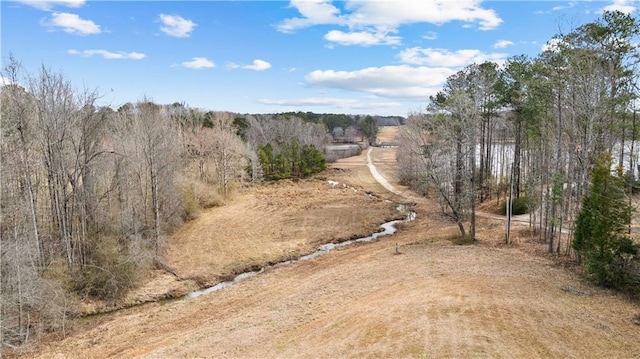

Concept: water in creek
[[185, 205, 416, 299]]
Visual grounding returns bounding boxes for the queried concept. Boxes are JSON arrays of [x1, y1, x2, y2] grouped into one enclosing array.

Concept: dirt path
[[366, 144, 529, 227], [24, 127, 640, 359], [367, 147, 402, 195]]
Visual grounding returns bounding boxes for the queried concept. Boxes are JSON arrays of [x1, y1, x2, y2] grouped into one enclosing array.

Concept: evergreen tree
[[301, 144, 326, 176], [573, 154, 639, 292], [360, 115, 379, 145], [257, 142, 325, 180]]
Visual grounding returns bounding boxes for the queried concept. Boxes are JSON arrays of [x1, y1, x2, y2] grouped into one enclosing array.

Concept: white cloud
[[304, 65, 455, 99], [350, 1, 502, 30], [47, 12, 100, 35], [398, 47, 508, 67], [534, 1, 576, 14], [1, 76, 15, 86], [227, 59, 271, 71], [181, 57, 215, 69], [258, 97, 401, 110], [324, 29, 401, 46], [277, 0, 503, 34], [159, 14, 196, 38], [423, 31, 438, 40], [541, 38, 564, 52], [493, 40, 514, 49], [552, 2, 577, 11], [601, 0, 636, 14], [68, 49, 146, 60], [245, 59, 271, 71], [277, 0, 345, 33], [15, 0, 84, 11]]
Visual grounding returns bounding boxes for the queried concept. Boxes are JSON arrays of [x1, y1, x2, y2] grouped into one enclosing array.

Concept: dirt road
[[26, 127, 640, 358]]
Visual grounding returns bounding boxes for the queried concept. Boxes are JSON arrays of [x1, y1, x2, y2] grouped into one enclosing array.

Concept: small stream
[[185, 205, 416, 299]]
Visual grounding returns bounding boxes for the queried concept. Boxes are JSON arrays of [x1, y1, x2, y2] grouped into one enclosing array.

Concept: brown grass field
[[20, 127, 640, 358]]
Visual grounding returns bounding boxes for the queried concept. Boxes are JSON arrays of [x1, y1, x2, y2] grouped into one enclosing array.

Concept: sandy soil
[[20, 126, 640, 359]]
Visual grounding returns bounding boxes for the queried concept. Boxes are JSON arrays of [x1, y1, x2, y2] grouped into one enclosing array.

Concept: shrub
[[72, 236, 150, 300], [500, 196, 529, 215], [450, 233, 474, 245], [181, 184, 199, 221]]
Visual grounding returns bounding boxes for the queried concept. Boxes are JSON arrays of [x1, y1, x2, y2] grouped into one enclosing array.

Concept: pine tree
[[573, 153, 638, 292]]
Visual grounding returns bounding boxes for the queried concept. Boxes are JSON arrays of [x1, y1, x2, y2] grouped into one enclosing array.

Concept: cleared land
[[75, 164, 401, 314], [23, 127, 640, 358]]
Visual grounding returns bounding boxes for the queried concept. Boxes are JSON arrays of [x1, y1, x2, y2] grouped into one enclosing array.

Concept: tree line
[[398, 11, 640, 295], [276, 111, 395, 145]]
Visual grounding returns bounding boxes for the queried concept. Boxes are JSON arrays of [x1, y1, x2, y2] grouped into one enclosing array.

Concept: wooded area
[[0, 55, 365, 346], [398, 11, 640, 295]]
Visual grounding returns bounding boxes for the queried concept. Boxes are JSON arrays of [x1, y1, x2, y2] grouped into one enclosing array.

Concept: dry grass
[[73, 169, 399, 315], [20, 127, 640, 359], [27, 205, 640, 359], [166, 177, 398, 282], [377, 125, 399, 143]]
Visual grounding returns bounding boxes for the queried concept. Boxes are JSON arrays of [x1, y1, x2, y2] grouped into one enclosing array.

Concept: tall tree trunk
[[454, 124, 464, 217], [514, 115, 522, 198], [470, 127, 477, 242], [629, 110, 636, 234], [17, 127, 45, 267], [150, 162, 161, 255]]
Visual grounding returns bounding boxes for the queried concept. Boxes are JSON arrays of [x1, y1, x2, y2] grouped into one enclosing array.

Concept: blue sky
[[1, 0, 637, 116]]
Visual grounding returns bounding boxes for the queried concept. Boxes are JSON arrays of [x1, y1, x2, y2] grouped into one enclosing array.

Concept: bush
[[181, 184, 199, 221], [72, 236, 150, 300], [178, 179, 224, 221], [450, 233, 474, 245], [500, 196, 529, 215]]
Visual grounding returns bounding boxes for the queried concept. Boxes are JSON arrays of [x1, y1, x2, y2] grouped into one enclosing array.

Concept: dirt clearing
[[29, 218, 640, 358], [22, 127, 640, 358]]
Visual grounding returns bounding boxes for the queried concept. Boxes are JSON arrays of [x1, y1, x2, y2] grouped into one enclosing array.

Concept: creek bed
[[185, 205, 416, 299]]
